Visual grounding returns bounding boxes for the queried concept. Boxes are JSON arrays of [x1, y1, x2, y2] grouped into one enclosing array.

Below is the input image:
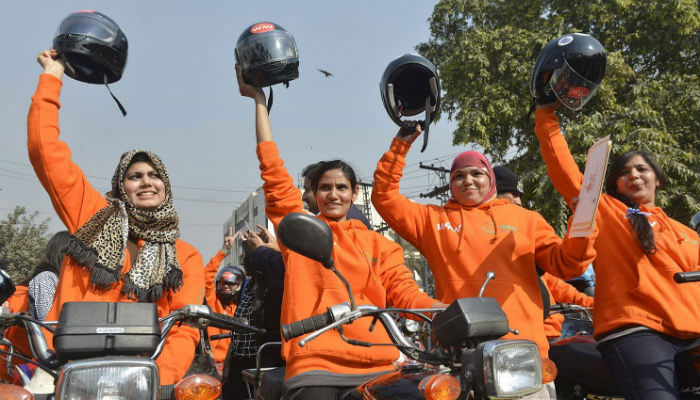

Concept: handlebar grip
[[674, 272, 700, 283], [207, 312, 266, 335], [282, 311, 333, 341]]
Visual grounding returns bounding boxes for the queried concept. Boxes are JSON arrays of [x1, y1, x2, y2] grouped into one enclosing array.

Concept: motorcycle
[[258, 212, 546, 400], [674, 271, 700, 400], [0, 268, 264, 400], [547, 303, 623, 400]]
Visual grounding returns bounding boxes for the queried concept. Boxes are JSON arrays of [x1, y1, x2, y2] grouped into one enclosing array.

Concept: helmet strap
[[266, 86, 273, 114], [420, 96, 431, 152], [104, 75, 127, 117]]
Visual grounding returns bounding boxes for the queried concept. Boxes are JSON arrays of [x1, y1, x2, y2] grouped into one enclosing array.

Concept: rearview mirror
[[277, 213, 334, 269], [0, 269, 16, 305]]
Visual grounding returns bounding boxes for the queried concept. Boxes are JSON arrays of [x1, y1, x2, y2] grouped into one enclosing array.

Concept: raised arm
[[204, 229, 236, 308], [533, 106, 585, 205], [28, 50, 107, 232], [236, 65, 302, 228], [533, 212, 598, 280], [372, 127, 431, 248]]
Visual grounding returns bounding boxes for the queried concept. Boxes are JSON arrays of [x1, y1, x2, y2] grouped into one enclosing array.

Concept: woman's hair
[[22, 230, 72, 285], [605, 150, 666, 254], [309, 160, 358, 194], [126, 152, 152, 169]]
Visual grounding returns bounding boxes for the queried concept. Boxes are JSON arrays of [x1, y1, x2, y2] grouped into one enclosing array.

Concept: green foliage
[[418, 0, 700, 232], [0, 207, 52, 284]]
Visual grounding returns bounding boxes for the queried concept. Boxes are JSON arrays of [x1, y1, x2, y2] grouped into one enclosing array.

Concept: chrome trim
[[56, 357, 159, 400]]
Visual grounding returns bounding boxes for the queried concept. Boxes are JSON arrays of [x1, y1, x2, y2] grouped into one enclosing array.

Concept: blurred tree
[[0, 207, 51, 284], [417, 0, 700, 232]]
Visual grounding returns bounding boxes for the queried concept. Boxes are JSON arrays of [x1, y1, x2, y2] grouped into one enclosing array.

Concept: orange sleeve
[[533, 108, 584, 207], [156, 247, 205, 385], [375, 238, 436, 310], [256, 141, 304, 229], [533, 212, 598, 280], [204, 250, 227, 309], [27, 74, 107, 233], [371, 138, 430, 249], [542, 273, 594, 308]]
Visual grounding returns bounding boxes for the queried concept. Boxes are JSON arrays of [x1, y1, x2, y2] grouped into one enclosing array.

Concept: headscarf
[[64, 149, 182, 302], [449, 150, 497, 207]]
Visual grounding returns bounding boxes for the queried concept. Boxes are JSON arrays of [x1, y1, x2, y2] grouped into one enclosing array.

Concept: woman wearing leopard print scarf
[[27, 49, 205, 385]]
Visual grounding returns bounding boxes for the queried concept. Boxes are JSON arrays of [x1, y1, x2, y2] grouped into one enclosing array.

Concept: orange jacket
[[535, 108, 700, 339], [541, 273, 594, 339], [204, 250, 236, 363], [28, 74, 206, 385], [257, 141, 436, 380], [372, 137, 598, 359], [0, 286, 31, 383]]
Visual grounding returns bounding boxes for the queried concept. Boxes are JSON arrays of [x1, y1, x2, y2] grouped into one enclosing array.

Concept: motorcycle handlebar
[[206, 311, 266, 335], [282, 310, 334, 341], [674, 272, 700, 283]]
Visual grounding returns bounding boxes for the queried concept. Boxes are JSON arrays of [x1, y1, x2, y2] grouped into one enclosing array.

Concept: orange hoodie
[[204, 250, 236, 363], [256, 141, 436, 380], [0, 286, 31, 383], [535, 108, 700, 339], [541, 273, 594, 339], [372, 137, 598, 359], [27, 74, 206, 385]]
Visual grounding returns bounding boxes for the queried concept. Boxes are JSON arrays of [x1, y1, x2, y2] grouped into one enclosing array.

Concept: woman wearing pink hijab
[[372, 126, 599, 399]]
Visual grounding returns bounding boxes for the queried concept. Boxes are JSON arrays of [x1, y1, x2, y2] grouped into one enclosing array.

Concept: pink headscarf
[[449, 151, 496, 206]]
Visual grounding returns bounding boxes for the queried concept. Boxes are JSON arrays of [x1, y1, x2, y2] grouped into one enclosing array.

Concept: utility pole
[[418, 162, 450, 204]]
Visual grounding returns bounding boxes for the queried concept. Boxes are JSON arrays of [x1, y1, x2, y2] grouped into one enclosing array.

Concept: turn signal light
[[0, 384, 33, 399], [174, 374, 222, 400], [542, 357, 558, 383], [418, 373, 461, 400]]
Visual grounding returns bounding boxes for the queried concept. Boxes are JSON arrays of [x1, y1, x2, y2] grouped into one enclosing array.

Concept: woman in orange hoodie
[[236, 67, 445, 400], [372, 125, 599, 400], [535, 103, 700, 400], [27, 50, 205, 385]]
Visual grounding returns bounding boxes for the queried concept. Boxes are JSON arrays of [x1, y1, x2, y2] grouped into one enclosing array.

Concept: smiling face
[[123, 161, 166, 210], [314, 168, 358, 222], [450, 166, 493, 206], [615, 155, 660, 208]]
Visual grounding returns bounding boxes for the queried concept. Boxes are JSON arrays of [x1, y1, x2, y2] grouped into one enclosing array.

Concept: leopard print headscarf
[[64, 149, 183, 302]]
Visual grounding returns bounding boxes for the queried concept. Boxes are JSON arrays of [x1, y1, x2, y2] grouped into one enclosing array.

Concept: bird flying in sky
[[318, 69, 333, 77]]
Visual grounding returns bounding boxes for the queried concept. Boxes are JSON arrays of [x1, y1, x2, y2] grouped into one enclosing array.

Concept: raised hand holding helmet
[[530, 33, 606, 111], [380, 54, 441, 152]]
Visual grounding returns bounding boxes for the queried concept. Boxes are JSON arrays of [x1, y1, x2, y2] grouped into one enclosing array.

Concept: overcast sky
[[1, 1, 468, 259]]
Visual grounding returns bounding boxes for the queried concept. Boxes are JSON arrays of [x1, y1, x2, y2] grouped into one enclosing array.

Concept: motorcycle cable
[[14, 313, 55, 333], [0, 348, 58, 379]]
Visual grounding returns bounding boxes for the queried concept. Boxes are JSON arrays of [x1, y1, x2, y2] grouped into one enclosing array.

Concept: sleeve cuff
[[390, 137, 412, 156]]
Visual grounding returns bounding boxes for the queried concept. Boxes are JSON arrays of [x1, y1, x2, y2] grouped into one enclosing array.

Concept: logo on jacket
[[437, 222, 461, 233]]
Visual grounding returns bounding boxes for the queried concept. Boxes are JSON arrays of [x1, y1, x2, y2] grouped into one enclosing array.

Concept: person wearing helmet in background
[[28, 43, 205, 385], [532, 33, 700, 400], [235, 34, 446, 396], [372, 54, 599, 399], [203, 228, 242, 369]]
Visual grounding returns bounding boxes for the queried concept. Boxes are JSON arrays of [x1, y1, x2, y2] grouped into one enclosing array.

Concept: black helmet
[[53, 10, 128, 84], [235, 22, 299, 87], [215, 265, 245, 305], [380, 54, 441, 152], [530, 33, 606, 110]]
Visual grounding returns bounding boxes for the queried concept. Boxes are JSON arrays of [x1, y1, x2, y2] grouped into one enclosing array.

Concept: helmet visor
[[549, 59, 600, 110], [236, 31, 298, 71], [56, 13, 117, 42]]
